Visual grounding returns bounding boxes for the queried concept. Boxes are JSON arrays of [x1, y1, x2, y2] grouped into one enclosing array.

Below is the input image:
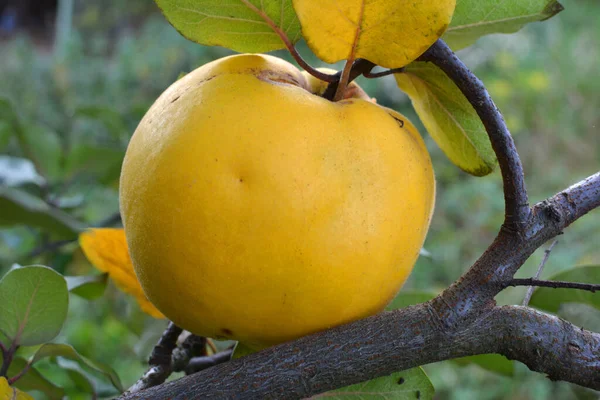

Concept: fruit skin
[[120, 54, 435, 349]]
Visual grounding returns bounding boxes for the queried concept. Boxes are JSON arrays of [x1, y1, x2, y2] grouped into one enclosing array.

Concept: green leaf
[[0, 97, 62, 181], [0, 266, 68, 346], [63, 367, 97, 397], [154, 0, 302, 53], [529, 265, 600, 313], [396, 62, 497, 176], [0, 186, 86, 238], [0, 121, 12, 150], [232, 341, 257, 359], [315, 368, 434, 399], [386, 291, 437, 311], [74, 105, 127, 139], [19, 124, 62, 182], [453, 354, 514, 377], [30, 343, 124, 393], [64, 144, 125, 184], [444, 0, 564, 50], [65, 274, 108, 300], [6, 356, 65, 400], [0, 97, 19, 130]]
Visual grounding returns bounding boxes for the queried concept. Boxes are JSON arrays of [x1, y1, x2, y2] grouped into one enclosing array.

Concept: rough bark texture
[[119, 39, 600, 399], [418, 40, 530, 227]]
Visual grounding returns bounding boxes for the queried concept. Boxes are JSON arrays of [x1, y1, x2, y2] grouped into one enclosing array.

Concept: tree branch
[[184, 349, 233, 375], [119, 302, 600, 399], [125, 322, 182, 394], [510, 278, 600, 293], [417, 40, 531, 228], [430, 172, 600, 324]]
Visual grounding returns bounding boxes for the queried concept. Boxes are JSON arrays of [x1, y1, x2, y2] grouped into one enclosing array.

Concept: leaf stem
[[239, 0, 337, 83], [333, 2, 365, 101], [364, 67, 406, 78]]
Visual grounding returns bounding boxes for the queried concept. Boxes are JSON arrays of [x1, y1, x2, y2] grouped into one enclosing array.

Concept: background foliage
[[0, 0, 598, 398]]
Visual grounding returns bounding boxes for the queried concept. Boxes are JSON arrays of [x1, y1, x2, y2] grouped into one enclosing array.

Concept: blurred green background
[[0, 0, 598, 398]]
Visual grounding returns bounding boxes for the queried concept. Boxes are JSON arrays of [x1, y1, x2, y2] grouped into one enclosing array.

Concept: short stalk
[[333, 59, 355, 101]]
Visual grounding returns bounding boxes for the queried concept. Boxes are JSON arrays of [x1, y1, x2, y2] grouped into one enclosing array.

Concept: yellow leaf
[[0, 377, 34, 400], [395, 62, 496, 176], [79, 228, 165, 319], [293, 0, 456, 68]]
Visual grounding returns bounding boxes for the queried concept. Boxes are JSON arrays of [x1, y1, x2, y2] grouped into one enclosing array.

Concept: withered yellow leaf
[[293, 0, 456, 68], [79, 228, 165, 319], [0, 377, 34, 400]]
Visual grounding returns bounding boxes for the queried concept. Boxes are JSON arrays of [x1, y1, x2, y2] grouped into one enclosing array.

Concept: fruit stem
[[333, 58, 354, 101], [322, 59, 375, 101]]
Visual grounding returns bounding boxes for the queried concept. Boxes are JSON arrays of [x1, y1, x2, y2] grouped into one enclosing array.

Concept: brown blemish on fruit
[[193, 75, 217, 88], [391, 115, 405, 128], [436, 23, 449, 38], [221, 328, 233, 336], [255, 70, 309, 91]]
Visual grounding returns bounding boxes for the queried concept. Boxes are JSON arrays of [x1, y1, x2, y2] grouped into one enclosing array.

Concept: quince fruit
[[120, 54, 435, 349]]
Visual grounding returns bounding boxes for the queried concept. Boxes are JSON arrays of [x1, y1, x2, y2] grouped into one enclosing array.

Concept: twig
[[27, 211, 122, 259], [28, 239, 76, 258], [0, 342, 15, 378], [126, 365, 172, 394], [8, 362, 31, 385], [126, 322, 182, 394], [184, 349, 233, 375], [511, 278, 600, 293], [206, 338, 218, 354], [239, 0, 336, 83], [95, 211, 121, 228], [129, 328, 213, 393], [522, 240, 559, 305], [364, 67, 405, 78], [417, 40, 531, 228], [172, 334, 207, 373]]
